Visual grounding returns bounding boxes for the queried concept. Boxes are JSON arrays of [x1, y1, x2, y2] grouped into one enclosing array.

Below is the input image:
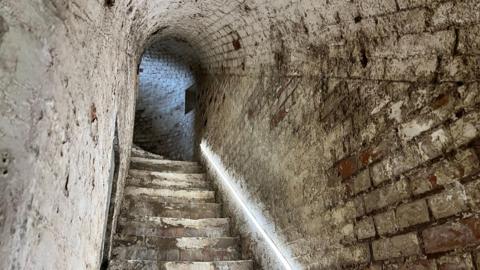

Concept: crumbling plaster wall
[[0, 0, 141, 268], [1, 0, 480, 269]]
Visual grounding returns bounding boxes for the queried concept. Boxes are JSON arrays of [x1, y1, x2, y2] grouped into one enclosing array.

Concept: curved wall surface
[[1, 0, 479, 269]]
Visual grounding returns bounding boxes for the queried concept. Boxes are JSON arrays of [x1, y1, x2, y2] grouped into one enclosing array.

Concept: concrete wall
[[1, 0, 479, 269], [133, 40, 197, 161]]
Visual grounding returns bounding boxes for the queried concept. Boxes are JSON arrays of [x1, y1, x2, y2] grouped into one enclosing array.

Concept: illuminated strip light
[[200, 141, 295, 270]]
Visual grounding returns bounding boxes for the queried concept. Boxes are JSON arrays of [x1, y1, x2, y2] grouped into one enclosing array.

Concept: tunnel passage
[[133, 38, 200, 161], [3, 0, 480, 269]]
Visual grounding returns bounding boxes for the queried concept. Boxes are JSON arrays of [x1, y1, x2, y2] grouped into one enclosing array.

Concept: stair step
[[122, 199, 222, 219], [124, 186, 215, 203], [127, 172, 210, 190], [129, 170, 206, 182], [131, 146, 165, 159], [130, 157, 203, 173], [118, 217, 230, 238], [109, 259, 253, 270], [126, 182, 210, 192], [112, 237, 241, 261]]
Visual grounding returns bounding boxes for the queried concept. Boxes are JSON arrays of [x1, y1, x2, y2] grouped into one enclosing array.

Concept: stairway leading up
[[108, 147, 253, 270]]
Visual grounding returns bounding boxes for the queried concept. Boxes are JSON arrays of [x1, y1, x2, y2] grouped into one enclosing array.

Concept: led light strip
[[200, 141, 295, 270]]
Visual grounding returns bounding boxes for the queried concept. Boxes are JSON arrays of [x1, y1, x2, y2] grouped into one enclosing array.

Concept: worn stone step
[[124, 186, 215, 203], [127, 171, 210, 190], [130, 157, 203, 173], [112, 237, 241, 261], [126, 176, 212, 190], [108, 259, 253, 270], [131, 145, 165, 159], [126, 181, 211, 192], [158, 260, 253, 270], [122, 198, 222, 219], [129, 169, 206, 183], [118, 217, 230, 238]]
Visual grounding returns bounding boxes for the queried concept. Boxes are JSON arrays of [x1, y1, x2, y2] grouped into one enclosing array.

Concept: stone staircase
[[108, 148, 253, 270]]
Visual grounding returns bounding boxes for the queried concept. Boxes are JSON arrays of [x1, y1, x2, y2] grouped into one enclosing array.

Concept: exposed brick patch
[[396, 199, 430, 229], [364, 179, 410, 213], [370, 159, 391, 186], [354, 197, 366, 218], [427, 186, 467, 219], [408, 148, 480, 196], [386, 259, 437, 270], [191, 0, 480, 268], [465, 179, 480, 209], [431, 93, 450, 109], [359, 147, 384, 167], [450, 112, 479, 148], [355, 216, 376, 240], [374, 210, 397, 236], [342, 243, 371, 266], [436, 253, 474, 270], [338, 156, 358, 180], [352, 169, 372, 194], [422, 217, 480, 254], [372, 233, 421, 261]]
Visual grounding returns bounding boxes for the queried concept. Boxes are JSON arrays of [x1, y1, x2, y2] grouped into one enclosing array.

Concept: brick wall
[[133, 40, 198, 161], [191, 0, 480, 268]]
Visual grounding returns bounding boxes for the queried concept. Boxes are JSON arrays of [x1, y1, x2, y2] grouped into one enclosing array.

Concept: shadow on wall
[[133, 38, 200, 161]]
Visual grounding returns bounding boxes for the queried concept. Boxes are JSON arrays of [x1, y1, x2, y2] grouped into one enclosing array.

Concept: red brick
[[431, 93, 450, 109], [359, 146, 384, 167], [422, 217, 480, 254], [338, 156, 358, 180]]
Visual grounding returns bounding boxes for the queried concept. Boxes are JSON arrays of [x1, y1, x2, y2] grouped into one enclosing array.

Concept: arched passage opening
[[133, 37, 201, 161]]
